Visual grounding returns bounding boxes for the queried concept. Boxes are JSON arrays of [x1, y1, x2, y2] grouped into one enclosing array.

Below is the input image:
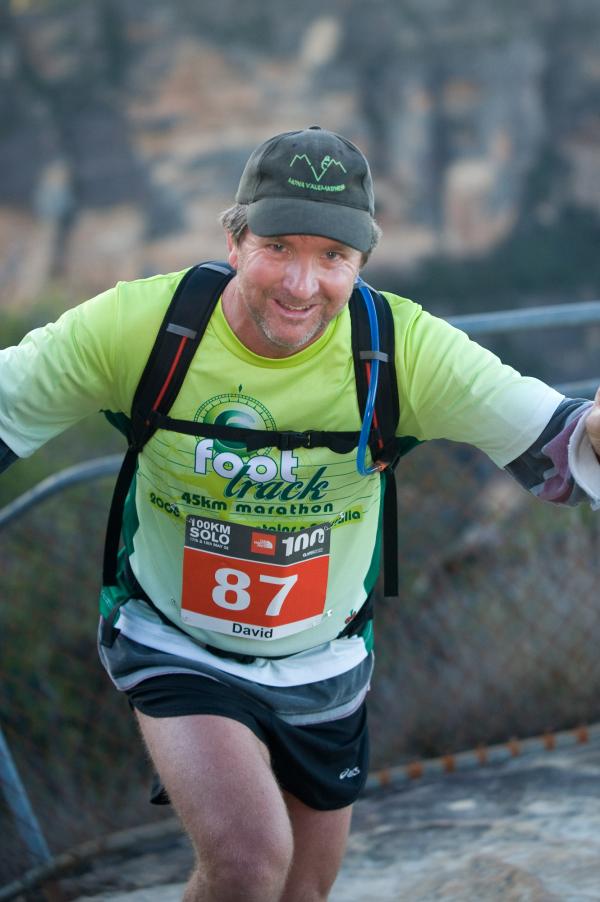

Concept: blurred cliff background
[[2, 0, 600, 313]]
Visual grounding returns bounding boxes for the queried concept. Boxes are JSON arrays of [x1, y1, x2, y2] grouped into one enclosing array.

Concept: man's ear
[[226, 233, 238, 269]]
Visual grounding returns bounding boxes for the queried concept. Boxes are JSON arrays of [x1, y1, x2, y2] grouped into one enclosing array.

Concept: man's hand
[[586, 387, 600, 460]]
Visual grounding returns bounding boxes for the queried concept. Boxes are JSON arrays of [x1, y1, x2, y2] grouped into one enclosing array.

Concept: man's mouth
[[274, 299, 315, 314]]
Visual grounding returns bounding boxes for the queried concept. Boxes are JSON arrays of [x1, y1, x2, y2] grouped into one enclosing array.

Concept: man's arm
[[505, 395, 600, 509], [0, 287, 123, 463], [0, 437, 17, 474], [387, 297, 600, 505]]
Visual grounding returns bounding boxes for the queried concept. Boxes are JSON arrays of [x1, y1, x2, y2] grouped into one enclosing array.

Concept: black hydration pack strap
[[128, 262, 236, 451], [102, 262, 235, 587], [150, 411, 361, 454], [349, 286, 400, 468], [349, 285, 401, 596]]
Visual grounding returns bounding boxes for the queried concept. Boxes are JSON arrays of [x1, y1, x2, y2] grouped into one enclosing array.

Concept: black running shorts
[[126, 673, 369, 811]]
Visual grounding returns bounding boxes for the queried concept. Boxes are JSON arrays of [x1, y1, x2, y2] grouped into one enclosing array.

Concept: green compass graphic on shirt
[[194, 389, 276, 458]]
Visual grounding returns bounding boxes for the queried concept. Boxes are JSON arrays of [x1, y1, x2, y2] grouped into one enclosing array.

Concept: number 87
[[212, 567, 298, 617]]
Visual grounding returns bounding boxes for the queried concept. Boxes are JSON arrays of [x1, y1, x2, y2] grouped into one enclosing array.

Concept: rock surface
[[3, 2, 600, 304], [66, 737, 600, 901]]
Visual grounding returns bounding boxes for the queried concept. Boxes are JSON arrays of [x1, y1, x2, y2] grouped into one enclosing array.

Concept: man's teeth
[[280, 302, 311, 310]]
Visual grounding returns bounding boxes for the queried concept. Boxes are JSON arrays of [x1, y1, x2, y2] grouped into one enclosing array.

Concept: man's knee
[[200, 823, 294, 901]]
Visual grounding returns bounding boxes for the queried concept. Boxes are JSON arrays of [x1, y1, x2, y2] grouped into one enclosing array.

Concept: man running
[[1, 126, 600, 901]]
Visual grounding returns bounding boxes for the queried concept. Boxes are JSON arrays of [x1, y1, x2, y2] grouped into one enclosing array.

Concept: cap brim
[[247, 197, 372, 254]]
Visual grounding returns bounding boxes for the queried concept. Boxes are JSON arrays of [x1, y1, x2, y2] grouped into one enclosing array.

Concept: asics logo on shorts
[[339, 766, 361, 780]]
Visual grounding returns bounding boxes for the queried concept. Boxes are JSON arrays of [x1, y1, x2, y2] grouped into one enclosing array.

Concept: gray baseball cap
[[235, 126, 375, 253]]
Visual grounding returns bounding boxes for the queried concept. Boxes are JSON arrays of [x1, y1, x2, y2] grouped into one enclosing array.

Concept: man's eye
[[325, 250, 340, 260], [269, 243, 285, 252]]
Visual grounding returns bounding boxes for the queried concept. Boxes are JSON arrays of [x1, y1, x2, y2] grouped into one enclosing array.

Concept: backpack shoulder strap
[[349, 286, 399, 598], [349, 285, 420, 598], [349, 285, 400, 467], [102, 262, 234, 596], [129, 261, 235, 449]]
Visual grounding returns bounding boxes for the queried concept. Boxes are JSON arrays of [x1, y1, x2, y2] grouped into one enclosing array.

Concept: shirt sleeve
[[388, 294, 564, 467], [0, 286, 121, 458], [504, 397, 599, 507]]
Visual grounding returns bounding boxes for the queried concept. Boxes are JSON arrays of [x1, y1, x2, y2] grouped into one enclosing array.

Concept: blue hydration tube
[[355, 276, 383, 476]]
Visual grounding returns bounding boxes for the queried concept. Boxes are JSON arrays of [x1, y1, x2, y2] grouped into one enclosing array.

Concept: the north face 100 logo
[[251, 532, 276, 556]]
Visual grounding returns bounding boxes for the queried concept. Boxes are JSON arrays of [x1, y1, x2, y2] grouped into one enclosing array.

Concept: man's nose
[[281, 260, 319, 300]]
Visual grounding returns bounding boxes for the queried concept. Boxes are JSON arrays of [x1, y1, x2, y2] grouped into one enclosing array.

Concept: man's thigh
[[136, 710, 354, 900], [136, 710, 292, 857]]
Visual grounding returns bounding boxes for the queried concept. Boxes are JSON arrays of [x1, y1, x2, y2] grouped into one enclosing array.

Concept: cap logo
[[287, 153, 347, 193]]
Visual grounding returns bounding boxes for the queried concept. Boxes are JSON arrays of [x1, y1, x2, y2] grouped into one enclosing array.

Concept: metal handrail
[[0, 455, 124, 872], [447, 299, 600, 334], [0, 455, 122, 532]]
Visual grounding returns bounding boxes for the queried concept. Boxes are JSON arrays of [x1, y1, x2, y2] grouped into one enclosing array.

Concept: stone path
[[65, 738, 600, 901]]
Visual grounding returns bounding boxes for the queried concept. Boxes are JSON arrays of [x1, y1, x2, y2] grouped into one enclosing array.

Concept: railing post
[[0, 724, 52, 867]]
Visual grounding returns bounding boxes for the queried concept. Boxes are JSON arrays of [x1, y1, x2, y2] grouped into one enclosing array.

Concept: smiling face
[[222, 230, 363, 358]]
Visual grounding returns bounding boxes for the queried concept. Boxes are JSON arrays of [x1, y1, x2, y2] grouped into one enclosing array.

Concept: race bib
[[181, 516, 331, 640]]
